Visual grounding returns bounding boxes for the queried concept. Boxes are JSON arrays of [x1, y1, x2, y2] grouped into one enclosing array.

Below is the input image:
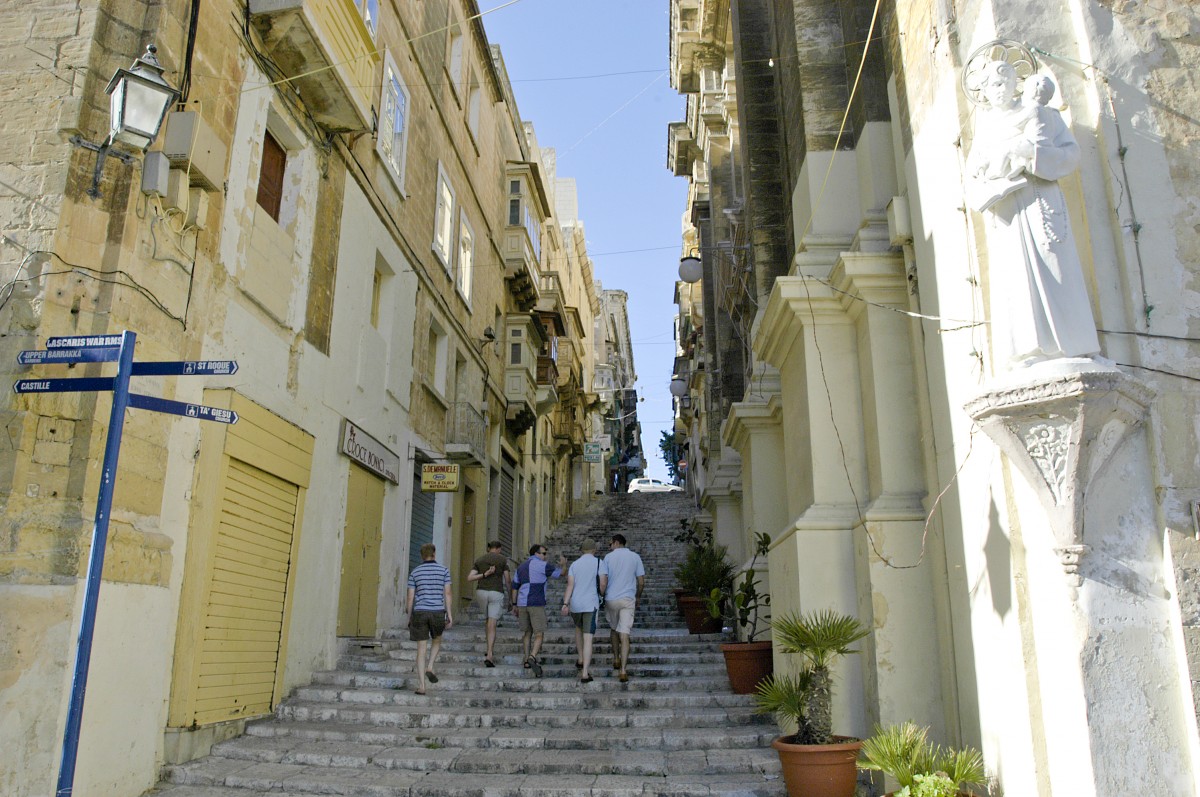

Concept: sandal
[[484, 658, 495, 668], [415, 689, 426, 696], [575, 661, 583, 669], [580, 675, 594, 683], [528, 657, 543, 678], [425, 671, 438, 684], [618, 672, 628, 683]]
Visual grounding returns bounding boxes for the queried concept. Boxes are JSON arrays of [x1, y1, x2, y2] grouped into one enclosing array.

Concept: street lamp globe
[[669, 377, 688, 398], [678, 255, 702, 284]]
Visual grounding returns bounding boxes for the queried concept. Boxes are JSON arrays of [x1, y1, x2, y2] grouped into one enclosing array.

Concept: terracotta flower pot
[[719, 640, 773, 694], [772, 735, 862, 797], [677, 594, 722, 634], [672, 587, 688, 617]]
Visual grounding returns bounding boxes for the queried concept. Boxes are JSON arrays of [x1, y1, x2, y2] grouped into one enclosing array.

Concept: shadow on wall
[[985, 498, 1013, 620]]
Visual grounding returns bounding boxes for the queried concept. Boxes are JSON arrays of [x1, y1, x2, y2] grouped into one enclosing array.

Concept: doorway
[[338, 462, 385, 636]]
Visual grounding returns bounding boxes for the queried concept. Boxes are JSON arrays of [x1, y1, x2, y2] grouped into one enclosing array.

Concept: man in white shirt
[[598, 533, 645, 683], [560, 538, 602, 683]]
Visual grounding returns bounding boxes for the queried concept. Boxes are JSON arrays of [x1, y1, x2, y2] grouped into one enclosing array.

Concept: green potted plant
[[753, 609, 870, 797], [673, 538, 733, 634], [705, 531, 773, 693], [859, 722, 986, 797]]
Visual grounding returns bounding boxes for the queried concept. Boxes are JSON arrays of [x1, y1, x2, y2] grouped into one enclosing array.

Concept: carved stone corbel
[[965, 363, 1154, 575]]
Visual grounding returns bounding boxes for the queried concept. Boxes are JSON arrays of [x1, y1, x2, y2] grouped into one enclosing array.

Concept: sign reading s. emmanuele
[[340, 420, 400, 484]]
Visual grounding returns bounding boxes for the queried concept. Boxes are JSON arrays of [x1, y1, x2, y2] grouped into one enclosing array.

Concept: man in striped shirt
[[406, 543, 453, 695], [510, 543, 567, 677]]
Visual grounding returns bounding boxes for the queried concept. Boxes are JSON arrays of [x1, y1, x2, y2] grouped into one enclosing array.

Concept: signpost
[[13, 331, 239, 797]]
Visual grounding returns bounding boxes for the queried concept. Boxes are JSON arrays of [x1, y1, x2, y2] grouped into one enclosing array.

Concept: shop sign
[[421, 463, 460, 491], [340, 420, 400, 483], [583, 442, 601, 463]]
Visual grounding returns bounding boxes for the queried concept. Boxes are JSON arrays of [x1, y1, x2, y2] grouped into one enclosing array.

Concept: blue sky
[[481, 0, 687, 480]]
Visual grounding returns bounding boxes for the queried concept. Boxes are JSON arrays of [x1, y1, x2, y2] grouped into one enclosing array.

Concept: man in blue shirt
[[559, 538, 602, 683], [510, 543, 567, 677], [599, 533, 645, 683], [406, 543, 453, 695]]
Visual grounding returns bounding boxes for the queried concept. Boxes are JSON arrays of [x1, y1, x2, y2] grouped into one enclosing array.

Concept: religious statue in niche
[[963, 40, 1101, 370]]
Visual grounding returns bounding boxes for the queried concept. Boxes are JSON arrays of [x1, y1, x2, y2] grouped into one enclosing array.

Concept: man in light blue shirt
[[598, 533, 645, 683], [560, 538, 602, 683]]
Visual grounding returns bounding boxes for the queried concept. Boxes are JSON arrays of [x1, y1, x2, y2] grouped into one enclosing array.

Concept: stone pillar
[[756, 271, 869, 738], [966, 362, 1199, 795], [724, 382, 786, 548], [836, 252, 946, 737], [702, 449, 745, 565]]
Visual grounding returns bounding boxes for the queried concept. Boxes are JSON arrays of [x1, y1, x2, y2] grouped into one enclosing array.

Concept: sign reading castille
[[421, 464, 460, 492]]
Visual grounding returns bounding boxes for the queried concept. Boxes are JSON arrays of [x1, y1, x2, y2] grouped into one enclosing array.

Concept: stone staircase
[[148, 493, 785, 797]]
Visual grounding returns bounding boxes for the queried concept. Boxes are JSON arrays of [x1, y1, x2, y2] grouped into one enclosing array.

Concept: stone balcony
[[248, 0, 379, 131], [445, 402, 486, 468]]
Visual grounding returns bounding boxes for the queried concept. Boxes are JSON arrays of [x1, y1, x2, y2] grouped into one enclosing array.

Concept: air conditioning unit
[[161, 111, 227, 193]]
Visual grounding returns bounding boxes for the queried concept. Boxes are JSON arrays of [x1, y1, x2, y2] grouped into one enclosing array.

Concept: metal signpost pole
[[55, 330, 136, 797]]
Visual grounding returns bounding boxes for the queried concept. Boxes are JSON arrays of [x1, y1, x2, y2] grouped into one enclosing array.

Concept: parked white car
[[627, 478, 683, 493]]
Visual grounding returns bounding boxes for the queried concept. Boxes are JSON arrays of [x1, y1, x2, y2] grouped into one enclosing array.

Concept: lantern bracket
[[69, 135, 135, 199]]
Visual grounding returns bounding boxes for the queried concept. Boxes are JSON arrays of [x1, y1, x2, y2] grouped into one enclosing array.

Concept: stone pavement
[[146, 493, 785, 796]]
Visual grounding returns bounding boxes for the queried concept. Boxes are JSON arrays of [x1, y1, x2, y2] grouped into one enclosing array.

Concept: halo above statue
[[962, 39, 1039, 106]]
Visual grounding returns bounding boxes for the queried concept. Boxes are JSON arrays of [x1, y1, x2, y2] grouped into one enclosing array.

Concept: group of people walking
[[404, 534, 644, 693]]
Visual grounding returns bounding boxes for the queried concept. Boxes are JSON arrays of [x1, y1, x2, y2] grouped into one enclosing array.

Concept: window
[[508, 197, 520, 226], [433, 166, 455, 268], [256, 130, 286, 221], [525, 205, 541, 262], [466, 75, 482, 139], [377, 57, 410, 190], [370, 267, 383, 328], [456, 217, 474, 302], [428, 323, 448, 394], [447, 17, 464, 97], [510, 343, 521, 365], [354, 0, 378, 37]]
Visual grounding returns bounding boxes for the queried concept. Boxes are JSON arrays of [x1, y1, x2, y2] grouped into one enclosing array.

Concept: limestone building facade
[[670, 0, 1200, 794], [0, 1, 604, 794]]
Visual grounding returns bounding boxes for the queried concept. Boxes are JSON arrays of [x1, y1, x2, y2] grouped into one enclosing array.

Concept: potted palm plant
[[753, 609, 870, 797], [859, 722, 986, 797], [673, 538, 733, 634], [705, 531, 773, 693]]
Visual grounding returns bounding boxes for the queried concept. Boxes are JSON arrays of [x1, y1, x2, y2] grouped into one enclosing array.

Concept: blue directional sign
[[18, 347, 120, 366], [13, 377, 114, 394], [126, 393, 239, 424], [130, 360, 239, 377], [46, 334, 124, 349]]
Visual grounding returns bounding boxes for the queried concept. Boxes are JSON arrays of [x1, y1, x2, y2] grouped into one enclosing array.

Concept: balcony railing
[[446, 402, 486, 467], [248, 0, 379, 131]]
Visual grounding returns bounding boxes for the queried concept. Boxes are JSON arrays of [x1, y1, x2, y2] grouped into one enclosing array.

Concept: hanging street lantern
[[70, 44, 179, 199], [105, 44, 180, 151], [670, 377, 688, 398], [678, 254, 702, 284]]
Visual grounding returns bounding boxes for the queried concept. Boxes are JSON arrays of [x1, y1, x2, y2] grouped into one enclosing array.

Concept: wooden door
[[338, 463, 384, 636]]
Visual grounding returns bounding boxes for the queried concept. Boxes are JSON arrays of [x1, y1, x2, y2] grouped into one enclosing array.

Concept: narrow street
[[150, 494, 784, 796]]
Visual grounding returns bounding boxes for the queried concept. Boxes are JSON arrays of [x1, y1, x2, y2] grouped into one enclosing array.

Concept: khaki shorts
[[517, 606, 547, 634], [605, 596, 636, 635], [476, 589, 504, 620]]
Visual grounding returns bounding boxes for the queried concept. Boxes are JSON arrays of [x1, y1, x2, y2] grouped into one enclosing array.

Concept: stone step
[[276, 700, 768, 730], [290, 683, 752, 708], [241, 719, 778, 751], [155, 765, 784, 796], [198, 736, 781, 777]]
